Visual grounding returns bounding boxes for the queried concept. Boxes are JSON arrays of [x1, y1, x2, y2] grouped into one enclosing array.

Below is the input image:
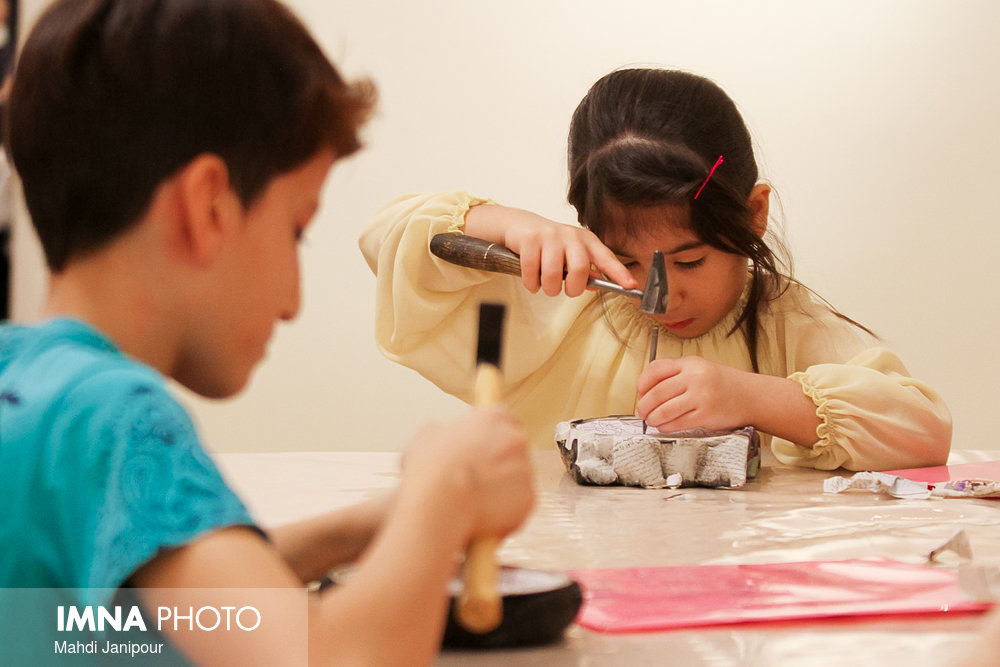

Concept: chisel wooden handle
[[430, 233, 522, 277], [458, 533, 500, 633], [456, 363, 504, 633]]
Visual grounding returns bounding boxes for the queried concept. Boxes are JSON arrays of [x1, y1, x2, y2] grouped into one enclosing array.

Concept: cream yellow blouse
[[359, 191, 951, 471]]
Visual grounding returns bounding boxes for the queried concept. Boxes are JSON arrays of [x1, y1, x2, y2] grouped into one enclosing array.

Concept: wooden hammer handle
[[431, 233, 647, 303], [455, 363, 504, 633], [430, 233, 522, 277]]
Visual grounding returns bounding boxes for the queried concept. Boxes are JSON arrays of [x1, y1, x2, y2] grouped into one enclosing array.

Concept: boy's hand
[[635, 356, 754, 434], [401, 407, 534, 540], [463, 204, 636, 298]]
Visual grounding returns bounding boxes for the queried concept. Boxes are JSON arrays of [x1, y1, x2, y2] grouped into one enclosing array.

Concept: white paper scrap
[[823, 471, 931, 499], [931, 479, 1000, 498]]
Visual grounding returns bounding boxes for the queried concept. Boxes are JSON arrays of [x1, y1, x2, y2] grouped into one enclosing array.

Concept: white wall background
[[11, 0, 1000, 454]]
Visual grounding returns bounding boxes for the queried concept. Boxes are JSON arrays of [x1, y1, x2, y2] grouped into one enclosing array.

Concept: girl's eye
[[295, 227, 308, 244], [675, 258, 705, 270]]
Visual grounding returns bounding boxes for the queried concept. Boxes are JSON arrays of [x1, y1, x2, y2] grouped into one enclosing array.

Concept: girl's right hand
[[401, 406, 535, 540], [463, 203, 637, 298]]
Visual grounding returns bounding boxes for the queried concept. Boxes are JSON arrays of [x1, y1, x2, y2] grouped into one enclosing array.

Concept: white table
[[216, 449, 1000, 666]]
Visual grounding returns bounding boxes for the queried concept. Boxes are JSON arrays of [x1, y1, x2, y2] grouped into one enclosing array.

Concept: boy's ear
[[174, 154, 241, 265], [748, 184, 771, 238]]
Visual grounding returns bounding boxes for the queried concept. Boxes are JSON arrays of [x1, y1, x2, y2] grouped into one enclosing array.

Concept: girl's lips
[[664, 318, 694, 331]]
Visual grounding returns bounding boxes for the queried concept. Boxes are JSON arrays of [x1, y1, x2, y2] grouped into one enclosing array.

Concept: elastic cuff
[[788, 371, 832, 450], [445, 195, 496, 234]]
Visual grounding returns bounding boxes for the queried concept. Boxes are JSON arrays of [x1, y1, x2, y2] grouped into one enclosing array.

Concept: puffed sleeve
[[359, 191, 598, 406], [771, 290, 951, 470], [360, 192, 499, 402]]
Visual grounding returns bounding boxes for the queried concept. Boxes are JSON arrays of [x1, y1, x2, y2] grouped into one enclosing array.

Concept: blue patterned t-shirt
[[0, 318, 258, 662]]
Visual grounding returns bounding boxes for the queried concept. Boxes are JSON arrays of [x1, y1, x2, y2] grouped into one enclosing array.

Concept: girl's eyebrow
[[613, 240, 705, 259], [666, 241, 705, 255]]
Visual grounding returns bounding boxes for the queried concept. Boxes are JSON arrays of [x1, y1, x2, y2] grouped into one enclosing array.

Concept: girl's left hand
[[636, 356, 754, 433]]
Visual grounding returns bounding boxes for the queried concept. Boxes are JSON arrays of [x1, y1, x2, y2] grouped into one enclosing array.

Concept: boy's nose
[[280, 277, 302, 321]]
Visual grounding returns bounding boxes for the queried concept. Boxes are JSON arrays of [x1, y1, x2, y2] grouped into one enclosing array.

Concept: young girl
[[360, 67, 951, 472], [0, 1, 533, 665]]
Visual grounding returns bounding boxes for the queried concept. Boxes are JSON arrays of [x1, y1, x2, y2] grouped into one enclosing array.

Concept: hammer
[[430, 233, 669, 314]]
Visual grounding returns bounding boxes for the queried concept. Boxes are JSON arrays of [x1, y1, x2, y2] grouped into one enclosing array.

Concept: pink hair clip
[[693, 155, 724, 200]]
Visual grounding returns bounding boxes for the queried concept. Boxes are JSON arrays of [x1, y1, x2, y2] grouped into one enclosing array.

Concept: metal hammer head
[[639, 251, 668, 315]]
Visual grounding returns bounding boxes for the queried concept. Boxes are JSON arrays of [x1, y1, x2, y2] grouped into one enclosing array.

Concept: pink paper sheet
[[883, 460, 1000, 484], [568, 557, 989, 633]]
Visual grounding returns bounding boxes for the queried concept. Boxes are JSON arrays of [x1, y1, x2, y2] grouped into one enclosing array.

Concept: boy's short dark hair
[[5, 0, 375, 272]]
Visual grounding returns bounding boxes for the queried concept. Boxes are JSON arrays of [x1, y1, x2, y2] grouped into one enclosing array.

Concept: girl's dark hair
[[567, 68, 866, 370], [5, 0, 376, 272]]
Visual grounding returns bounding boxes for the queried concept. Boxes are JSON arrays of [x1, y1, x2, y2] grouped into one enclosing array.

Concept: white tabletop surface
[[216, 449, 1000, 666]]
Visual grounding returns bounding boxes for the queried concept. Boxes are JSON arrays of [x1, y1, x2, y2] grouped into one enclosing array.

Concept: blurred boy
[[0, 1, 533, 664]]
